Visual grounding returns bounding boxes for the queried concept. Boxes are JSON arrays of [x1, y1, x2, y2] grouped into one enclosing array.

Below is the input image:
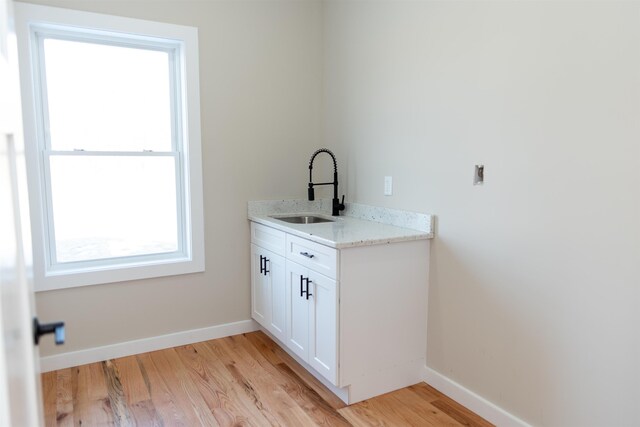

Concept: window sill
[[35, 254, 205, 292]]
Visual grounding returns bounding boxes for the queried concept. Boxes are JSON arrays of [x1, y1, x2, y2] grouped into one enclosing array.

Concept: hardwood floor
[[42, 331, 492, 426]]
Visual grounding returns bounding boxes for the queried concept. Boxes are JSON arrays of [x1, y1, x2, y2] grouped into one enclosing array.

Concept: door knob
[[33, 317, 65, 345]]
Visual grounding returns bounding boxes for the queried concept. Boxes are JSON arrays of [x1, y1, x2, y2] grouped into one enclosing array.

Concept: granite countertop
[[248, 199, 434, 249]]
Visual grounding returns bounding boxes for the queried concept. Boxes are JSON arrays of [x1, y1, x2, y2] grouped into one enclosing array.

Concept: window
[[15, 4, 204, 291]]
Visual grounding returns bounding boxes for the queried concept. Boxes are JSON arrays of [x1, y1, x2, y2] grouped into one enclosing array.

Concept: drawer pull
[[300, 251, 315, 259]]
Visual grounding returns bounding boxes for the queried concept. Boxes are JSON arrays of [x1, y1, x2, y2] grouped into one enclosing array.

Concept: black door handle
[[300, 275, 305, 297], [33, 317, 65, 345]]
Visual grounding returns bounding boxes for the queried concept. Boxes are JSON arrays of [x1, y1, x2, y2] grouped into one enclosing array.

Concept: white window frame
[[14, 3, 205, 291]]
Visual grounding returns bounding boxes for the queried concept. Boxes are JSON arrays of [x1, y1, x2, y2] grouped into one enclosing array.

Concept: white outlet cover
[[384, 176, 393, 196]]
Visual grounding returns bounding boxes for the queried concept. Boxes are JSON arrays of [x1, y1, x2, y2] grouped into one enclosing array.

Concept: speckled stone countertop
[[248, 199, 434, 249]]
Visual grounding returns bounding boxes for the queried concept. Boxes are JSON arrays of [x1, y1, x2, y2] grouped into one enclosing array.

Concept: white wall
[[324, 1, 640, 426], [22, 0, 324, 356]]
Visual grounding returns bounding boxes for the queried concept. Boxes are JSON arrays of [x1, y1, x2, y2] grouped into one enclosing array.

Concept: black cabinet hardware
[[305, 278, 313, 300], [300, 251, 315, 259], [259, 255, 269, 275], [33, 317, 65, 345], [298, 275, 313, 299]]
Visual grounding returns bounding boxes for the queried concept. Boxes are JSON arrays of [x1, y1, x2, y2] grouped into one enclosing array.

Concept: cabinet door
[[285, 261, 310, 361], [266, 252, 286, 343], [308, 272, 338, 384], [250, 244, 269, 328]]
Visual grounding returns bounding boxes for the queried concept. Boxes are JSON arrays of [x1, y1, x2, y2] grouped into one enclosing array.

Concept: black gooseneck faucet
[[308, 148, 345, 216]]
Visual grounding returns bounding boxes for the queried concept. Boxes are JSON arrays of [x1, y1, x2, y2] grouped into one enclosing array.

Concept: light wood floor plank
[[386, 388, 463, 426], [192, 340, 275, 426], [42, 330, 493, 427], [247, 330, 347, 411], [242, 330, 284, 366], [55, 368, 74, 427], [337, 399, 390, 427], [41, 371, 57, 427], [136, 352, 190, 426], [408, 383, 493, 427], [71, 363, 114, 426], [203, 339, 282, 426], [149, 348, 220, 426], [213, 335, 317, 426], [175, 343, 259, 426], [102, 359, 135, 426], [275, 361, 351, 426], [114, 355, 150, 405], [431, 397, 494, 427], [128, 398, 164, 427], [408, 382, 443, 402], [234, 333, 351, 426]]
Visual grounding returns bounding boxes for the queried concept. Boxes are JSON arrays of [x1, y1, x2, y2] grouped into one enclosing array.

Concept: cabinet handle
[[300, 275, 305, 297], [259, 255, 269, 275], [300, 251, 315, 259], [305, 278, 313, 300]]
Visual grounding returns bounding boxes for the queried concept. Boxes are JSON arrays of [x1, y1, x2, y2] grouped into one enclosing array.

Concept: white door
[[0, 0, 43, 424], [308, 271, 337, 384], [285, 261, 309, 361], [266, 251, 286, 343], [251, 244, 269, 327]]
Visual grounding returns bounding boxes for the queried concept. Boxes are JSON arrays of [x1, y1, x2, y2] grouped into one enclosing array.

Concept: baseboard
[[39, 319, 259, 372], [422, 366, 531, 427]]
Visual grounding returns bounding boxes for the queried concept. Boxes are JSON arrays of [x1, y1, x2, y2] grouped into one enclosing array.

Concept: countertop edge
[[248, 214, 433, 249]]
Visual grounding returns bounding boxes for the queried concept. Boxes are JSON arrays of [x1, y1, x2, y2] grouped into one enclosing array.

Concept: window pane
[[43, 39, 172, 152], [49, 155, 178, 263]]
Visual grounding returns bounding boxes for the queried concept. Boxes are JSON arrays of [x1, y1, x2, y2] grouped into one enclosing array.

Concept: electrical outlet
[[384, 176, 393, 196], [474, 165, 484, 185]]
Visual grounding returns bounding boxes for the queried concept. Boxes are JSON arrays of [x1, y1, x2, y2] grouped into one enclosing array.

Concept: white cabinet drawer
[[251, 222, 286, 255], [286, 234, 337, 279]]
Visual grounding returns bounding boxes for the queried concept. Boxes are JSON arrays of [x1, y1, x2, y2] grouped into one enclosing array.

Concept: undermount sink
[[272, 215, 335, 224]]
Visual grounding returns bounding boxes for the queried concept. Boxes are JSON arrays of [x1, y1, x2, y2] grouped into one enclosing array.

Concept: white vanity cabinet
[[250, 220, 429, 405], [250, 222, 338, 384]]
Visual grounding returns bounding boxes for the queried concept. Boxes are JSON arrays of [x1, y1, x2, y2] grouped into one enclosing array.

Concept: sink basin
[[272, 215, 335, 224]]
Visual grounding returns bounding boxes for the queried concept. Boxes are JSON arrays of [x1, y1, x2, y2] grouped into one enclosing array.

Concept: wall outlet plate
[[474, 165, 484, 185], [384, 176, 393, 195]]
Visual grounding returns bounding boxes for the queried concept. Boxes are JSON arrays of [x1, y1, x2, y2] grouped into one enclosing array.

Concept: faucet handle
[[339, 195, 346, 211]]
